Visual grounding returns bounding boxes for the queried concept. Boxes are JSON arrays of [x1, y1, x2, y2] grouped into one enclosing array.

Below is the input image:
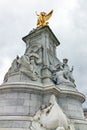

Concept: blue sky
[[0, 0, 87, 107]]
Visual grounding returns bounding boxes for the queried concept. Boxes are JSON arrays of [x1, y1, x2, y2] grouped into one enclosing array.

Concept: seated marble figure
[[50, 58, 75, 85]]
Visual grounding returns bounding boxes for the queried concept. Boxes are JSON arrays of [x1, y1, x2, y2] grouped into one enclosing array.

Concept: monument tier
[[0, 26, 87, 130]]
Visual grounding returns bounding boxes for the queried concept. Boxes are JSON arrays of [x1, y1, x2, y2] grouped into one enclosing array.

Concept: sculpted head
[[63, 58, 68, 64], [41, 12, 46, 16]]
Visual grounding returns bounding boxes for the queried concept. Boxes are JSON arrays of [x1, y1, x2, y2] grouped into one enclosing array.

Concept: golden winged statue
[[36, 10, 53, 27]]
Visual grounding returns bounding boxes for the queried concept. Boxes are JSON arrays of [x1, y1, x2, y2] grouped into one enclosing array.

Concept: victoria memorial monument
[[0, 10, 87, 130]]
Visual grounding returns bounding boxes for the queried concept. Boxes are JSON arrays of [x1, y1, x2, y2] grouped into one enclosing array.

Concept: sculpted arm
[[35, 11, 39, 16], [70, 66, 74, 72]]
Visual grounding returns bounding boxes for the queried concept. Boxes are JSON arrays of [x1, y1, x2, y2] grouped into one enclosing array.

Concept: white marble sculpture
[[30, 95, 69, 130], [62, 59, 75, 83], [19, 54, 39, 81], [50, 58, 75, 86]]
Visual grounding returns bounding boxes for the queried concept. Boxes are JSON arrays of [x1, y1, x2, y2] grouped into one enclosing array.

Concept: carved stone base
[[0, 116, 87, 130], [0, 83, 85, 117], [0, 83, 86, 129]]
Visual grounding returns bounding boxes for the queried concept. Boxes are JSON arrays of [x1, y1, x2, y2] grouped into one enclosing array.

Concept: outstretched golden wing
[[45, 10, 53, 21]]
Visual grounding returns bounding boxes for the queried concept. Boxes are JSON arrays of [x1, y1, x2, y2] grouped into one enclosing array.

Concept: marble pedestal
[[0, 82, 87, 130]]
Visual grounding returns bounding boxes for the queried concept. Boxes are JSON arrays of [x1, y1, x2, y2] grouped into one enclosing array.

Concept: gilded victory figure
[[36, 10, 53, 27]]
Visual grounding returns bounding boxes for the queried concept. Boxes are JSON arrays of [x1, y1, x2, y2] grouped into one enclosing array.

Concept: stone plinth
[[0, 82, 86, 129]]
